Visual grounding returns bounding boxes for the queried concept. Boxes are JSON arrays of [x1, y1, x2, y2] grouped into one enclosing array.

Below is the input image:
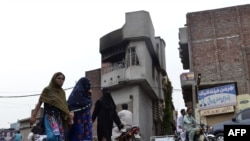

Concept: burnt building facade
[[98, 10, 168, 140]]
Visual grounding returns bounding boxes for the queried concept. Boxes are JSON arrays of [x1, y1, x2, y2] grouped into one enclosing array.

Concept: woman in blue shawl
[[67, 77, 93, 141]]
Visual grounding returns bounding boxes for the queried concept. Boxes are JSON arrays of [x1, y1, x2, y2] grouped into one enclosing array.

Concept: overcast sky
[[0, 0, 249, 128]]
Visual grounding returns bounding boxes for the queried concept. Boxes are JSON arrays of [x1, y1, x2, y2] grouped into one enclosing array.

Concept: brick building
[[179, 4, 250, 125]]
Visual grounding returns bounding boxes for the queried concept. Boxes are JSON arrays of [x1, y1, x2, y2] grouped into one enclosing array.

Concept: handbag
[[31, 119, 45, 135]]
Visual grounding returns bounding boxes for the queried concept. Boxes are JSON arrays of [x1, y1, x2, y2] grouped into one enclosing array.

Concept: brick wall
[[187, 4, 250, 95], [86, 68, 101, 139]]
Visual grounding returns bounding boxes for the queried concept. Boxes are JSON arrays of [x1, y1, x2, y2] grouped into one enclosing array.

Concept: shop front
[[198, 83, 237, 126]]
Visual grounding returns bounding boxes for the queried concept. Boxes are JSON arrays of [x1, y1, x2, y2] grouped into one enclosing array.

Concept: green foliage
[[162, 78, 174, 135]]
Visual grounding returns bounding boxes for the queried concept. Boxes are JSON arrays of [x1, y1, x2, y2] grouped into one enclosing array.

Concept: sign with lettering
[[200, 106, 234, 116], [198, 83, 237, 110], [181, 72, 194, 81], [237, 94, 250, 111]]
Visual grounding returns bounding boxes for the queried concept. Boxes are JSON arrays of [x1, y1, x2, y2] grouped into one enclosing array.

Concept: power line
[[0, 86, 182, 98], [0, 87, 74, 98], [0, 94, 40, 98], [0, 86, 105, 98]]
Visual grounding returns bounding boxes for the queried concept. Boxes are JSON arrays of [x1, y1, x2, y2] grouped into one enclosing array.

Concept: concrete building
[[179, 4, 250, 126], [17, 10, 171, 140], [98, 10, 167, 140]]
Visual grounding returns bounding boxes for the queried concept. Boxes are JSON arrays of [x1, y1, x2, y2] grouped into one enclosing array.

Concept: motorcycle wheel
[[132, 136, 140, 141], [175, 138, 182, 141], [215, 133, 224, 141], [174, 137, 181, 141]]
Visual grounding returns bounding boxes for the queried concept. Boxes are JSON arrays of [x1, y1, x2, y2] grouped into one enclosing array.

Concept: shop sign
[[181, 72, 194, 81], [200, 106, 234, 116], [198, 83, 237, 110], [237, 94, 250, 111]]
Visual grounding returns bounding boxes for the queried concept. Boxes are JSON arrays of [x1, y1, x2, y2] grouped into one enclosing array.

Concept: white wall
[[111, 85, 153, 141]]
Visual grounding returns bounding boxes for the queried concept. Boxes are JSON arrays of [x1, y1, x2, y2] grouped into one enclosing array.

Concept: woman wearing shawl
[[67, 77, 93, 141], [92, 87, 124, 141], [30, 72, 74, 141]]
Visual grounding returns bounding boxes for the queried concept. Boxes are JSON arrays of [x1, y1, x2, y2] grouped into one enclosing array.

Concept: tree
[[161, 69, 174, 135]]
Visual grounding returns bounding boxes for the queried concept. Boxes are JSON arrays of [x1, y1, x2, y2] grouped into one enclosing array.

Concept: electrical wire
[[0, 87, 74, 98], [0, 86, 182, 98]]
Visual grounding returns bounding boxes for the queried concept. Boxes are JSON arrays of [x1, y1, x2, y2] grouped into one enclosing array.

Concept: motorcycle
[[185, 124, 215, 141], [174, 130, 186, 141], [202, 124, 216, 141], [112, 126, 141, 141]]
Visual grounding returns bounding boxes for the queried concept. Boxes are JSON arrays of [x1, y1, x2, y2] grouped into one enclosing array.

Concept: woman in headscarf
[[92, 87, 124, 141], [29, 72, 74, 141], [67, 77, 93, 141]]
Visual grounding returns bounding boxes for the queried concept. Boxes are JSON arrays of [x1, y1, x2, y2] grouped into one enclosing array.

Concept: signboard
[[200, 105, 235, 116], [237, 94, 250, 111], [181, 72, 194, 81], [198, 83, 237, 110]]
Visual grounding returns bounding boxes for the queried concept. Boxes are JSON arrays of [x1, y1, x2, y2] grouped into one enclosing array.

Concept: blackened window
[[126, 47, 139, 67]]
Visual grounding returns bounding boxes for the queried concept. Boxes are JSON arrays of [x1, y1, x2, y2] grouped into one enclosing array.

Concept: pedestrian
[[29, 72, 74, 141], [13, 130, 22, 141], [92, 87, 124, 141], [67, 77, 93, 141], [176, 109, 186, 141]]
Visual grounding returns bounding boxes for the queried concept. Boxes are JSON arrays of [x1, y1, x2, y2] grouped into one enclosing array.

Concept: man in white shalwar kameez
[[112, 104, 134, 140]]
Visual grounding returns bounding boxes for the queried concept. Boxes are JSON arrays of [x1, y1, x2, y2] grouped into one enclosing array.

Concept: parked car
[[209, 108, 250, 141]]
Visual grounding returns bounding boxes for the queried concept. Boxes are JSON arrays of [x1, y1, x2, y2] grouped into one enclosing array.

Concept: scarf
[[100, 88, 116, 110], [67, 77, 92, 111], [39, 72, 70, 121]]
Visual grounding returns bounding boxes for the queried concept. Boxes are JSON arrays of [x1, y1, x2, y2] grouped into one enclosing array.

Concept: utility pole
[[192, 73, 201, 118]]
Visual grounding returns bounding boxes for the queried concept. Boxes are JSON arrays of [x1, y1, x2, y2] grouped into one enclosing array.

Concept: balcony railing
[[102, 61, 126, 74]]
